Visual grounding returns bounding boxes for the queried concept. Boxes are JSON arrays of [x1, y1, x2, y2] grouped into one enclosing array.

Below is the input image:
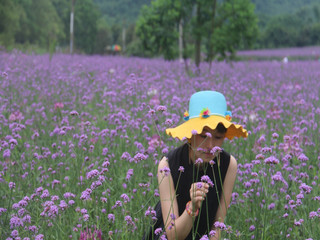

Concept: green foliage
[[136, 0, 258, 64], [1, 0, 319, 55], [136, 0, 180, 60], [51, 0, 71, 46], [93, 0, 151, 26], [94, 18, 113, 54], [14, 0, 64, 48], [74, 0, 100, 54], [211, 0, 258, 59], [258, 3, 320, 48], [0, 0, 21, 46], [252, 0, 318, 20], [0, 0, 102, 54]]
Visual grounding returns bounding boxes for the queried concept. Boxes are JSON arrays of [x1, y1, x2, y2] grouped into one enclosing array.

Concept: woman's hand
[[189, 182, 209, 211]]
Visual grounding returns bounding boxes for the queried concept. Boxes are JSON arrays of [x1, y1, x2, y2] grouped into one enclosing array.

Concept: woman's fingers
[[190, 183, 209, 195], [189, 182, 210, 210]]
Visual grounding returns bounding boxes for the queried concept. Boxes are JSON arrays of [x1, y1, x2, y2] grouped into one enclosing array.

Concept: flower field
[[238, 46, 320, 61], [0, 50, 319, 239]]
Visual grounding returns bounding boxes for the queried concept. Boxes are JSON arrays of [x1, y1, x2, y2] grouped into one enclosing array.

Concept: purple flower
[[10, 216, 24, 229], [170, 213, 176, 220], [86, 169, 100, 179], [154, 228, 162, 235], [121, 194, 130, 203], [40, 189, 50, 199], [102, 147, 108, 156], [108, 214, 115, 223], [309, 211, 318, 219], [200, 175, 214, 187], [48, 205, 59, 218], [205, 132, 212, 138], [210, 146, 222, 155], [11, 229, 19, 238], [165, 119, 173, 126], [156, 105, 167, 112], [133, 153, 148, 163], [159, 234, 167, 240], [264, 156, 279, 165], [126, 169, 134, 181], [22, 214, 31, 223], [191, 130, 198, 135], [249, 225, 255, 231], [83, 214, 89, 221], [178, 166, 184, 172], [70, 110, 79, 116], [272, 172, 283, 182], [111, 200, 123, 209], [35, 234, 44, 240], [0, 208, 7, 216], [298, 153, 308, 162], [200, 235, 209, 240], [268, 203, 275, 210], [63, 192, 76, 199], [125, 215, 134, 225], [294, 219, 302, 226], [159, 167, 170, 176], [261, 147, 272, 154], [299, 183, 312, 194], [3, 149, 11, 158], [214, 221, 226, 230], [9, 182, 15, 189], [195, 158, 203, 165], [148, 109, 155, 115], [209, 230, 216, 237], [80, 188, 92, 200]]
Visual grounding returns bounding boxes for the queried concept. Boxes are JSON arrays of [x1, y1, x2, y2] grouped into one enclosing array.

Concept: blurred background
[[0, 0, 320, 60]]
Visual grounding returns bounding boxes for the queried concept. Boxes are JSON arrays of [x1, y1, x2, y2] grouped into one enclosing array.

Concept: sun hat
[[166, 91, 248, 140]]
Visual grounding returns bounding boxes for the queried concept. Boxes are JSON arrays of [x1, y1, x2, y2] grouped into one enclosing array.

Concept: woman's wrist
[[186, 201, 199, 217]]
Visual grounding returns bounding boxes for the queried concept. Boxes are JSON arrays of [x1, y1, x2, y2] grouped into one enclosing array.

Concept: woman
[[144, 90, 247, 240]]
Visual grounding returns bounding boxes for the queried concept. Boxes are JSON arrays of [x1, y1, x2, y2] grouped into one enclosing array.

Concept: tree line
[[0, 0, 320, 58], [0, 0, 138, 54], [257, 3, 320, 48]]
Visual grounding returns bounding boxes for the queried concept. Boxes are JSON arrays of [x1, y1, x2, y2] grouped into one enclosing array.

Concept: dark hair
[[216, 123, 227, 134]]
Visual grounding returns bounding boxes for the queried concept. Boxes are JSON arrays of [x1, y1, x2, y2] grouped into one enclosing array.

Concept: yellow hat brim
[[166, 115, 248, 140]]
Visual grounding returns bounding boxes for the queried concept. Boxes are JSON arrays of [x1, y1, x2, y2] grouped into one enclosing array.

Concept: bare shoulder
[[157, 156, 170, 179], [227, 155, 238, 175], [229, 155, 237, 167], [158, 156, 169, 170]]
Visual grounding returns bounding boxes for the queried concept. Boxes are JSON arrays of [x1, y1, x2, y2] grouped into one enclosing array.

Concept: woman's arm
[[158, 157, 207, 240], [210, 155, 238, 240]]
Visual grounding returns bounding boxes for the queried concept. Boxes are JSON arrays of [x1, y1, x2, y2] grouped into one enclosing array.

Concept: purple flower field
[[238, 46, 320, 59], [0, 50, 319, 239]]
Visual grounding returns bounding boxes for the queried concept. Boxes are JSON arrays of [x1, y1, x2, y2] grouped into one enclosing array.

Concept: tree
[[14, 0, 64, 49], [258, 3, 320, 48], [74, 0, 100, 54], [136, 0, 258, 69], [0, 0, 21, 46], [94, 18, 113, 54], [136, 0, 180, 60]]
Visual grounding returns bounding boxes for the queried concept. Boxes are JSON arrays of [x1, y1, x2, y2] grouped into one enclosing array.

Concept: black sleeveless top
[[143, 143, 231, 240]]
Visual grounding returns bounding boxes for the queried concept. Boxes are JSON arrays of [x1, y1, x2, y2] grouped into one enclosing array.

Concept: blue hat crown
[[186, 91, 231, 120]]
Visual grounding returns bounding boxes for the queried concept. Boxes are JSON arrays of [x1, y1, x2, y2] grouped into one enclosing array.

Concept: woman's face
[[189, 127, 225, 163]]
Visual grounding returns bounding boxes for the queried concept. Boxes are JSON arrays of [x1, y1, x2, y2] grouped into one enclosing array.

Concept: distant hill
[[93, 0, 151, 26], [252, 0, 320, 28], [94, 0, 320, 27], [253, 0, 319, 17]]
